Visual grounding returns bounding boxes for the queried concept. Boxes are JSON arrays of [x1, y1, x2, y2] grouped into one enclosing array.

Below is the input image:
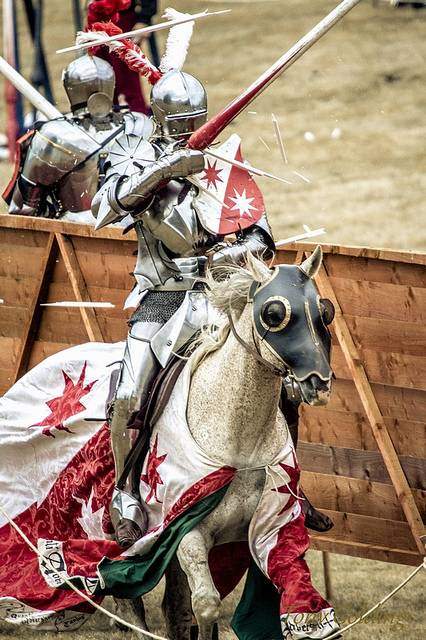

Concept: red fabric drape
[[87, 1, 149, 113]]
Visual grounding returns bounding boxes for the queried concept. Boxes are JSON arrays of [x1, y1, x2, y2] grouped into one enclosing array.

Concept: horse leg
[[177, 528, 220, 640], [162, 554, 193, 640], [111, 596, 149, 637], [281, 391, 333, 532]]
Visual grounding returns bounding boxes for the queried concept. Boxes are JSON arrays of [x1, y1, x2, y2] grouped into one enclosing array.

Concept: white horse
[[132, 248, 337, 640], [0, 249, 336, 639]]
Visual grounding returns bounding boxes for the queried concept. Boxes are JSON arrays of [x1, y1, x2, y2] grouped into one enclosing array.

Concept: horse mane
[[189, 252, 273, 372]]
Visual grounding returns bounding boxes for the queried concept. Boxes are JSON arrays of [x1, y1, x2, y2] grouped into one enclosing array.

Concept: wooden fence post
[[55, 232, 104, 343], [322, 551, 333, 601], [12, 232, 57, 383]]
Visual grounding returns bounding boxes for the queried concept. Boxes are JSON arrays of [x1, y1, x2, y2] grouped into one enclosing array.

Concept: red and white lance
[[188, 0, 362, 150]]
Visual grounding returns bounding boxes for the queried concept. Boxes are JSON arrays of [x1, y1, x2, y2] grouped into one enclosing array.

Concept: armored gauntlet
[[113, 148, 205, 214]]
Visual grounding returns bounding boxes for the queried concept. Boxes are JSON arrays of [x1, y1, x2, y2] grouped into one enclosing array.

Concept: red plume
[[87, 1, 131, 26], [88, 21, 162, 85]]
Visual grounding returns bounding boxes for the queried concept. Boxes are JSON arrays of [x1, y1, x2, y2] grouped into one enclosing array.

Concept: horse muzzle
[[299, 374, 332, 406]]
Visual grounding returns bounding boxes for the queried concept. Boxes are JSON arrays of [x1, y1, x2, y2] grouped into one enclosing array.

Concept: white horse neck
[[187, 304, 285, 469]]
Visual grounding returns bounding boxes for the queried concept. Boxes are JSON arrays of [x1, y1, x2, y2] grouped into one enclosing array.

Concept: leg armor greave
[[110, 321, 163, 480], [109, 321, 163, 547]]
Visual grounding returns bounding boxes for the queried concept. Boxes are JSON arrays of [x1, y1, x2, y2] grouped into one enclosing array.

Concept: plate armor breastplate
[[133, 179, 202, 291]]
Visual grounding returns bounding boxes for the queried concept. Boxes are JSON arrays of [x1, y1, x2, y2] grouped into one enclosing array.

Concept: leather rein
[[226, 308, 287, 378]]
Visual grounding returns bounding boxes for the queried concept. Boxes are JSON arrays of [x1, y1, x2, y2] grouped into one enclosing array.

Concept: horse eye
[[261, 300, 287, 328], [320, 298, 335, 325]]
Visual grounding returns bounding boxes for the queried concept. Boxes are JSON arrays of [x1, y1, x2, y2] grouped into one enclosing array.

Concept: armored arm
[[208, 214, 275, 267], [92, 148, 205, 227], [9, 119, 99, 217]]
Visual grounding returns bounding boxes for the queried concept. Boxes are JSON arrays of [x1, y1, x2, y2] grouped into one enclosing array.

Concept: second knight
[[4, 54, 152, 222]]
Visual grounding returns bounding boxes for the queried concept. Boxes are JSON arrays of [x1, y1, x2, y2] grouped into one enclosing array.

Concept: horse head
[[247, 247, 335, 406]]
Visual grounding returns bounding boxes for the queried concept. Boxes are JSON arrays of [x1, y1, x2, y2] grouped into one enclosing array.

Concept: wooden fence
[[0, 213, 425, 567]]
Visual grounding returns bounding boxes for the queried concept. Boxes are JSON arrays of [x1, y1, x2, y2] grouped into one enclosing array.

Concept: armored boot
[[110, 488, 148, 549], [281, 379, 334, 533]]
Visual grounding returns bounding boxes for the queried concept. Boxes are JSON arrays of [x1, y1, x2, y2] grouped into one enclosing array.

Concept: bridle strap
[[226, 311, 284, 377]]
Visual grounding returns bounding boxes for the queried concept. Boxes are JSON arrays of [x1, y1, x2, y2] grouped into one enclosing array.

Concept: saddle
[[116, 355, 186, 494]]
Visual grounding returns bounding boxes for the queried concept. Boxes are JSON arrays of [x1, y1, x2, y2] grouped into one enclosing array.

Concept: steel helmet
[[151, 70, 207, 138], [62, 54, 115, 118]]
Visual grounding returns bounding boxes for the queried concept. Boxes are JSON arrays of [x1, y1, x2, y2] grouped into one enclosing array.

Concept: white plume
[[75, 30, 110, 47], [160, 7, 197, 72]]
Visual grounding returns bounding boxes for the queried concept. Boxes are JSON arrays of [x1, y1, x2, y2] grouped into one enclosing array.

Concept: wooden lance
[[188, 0, 362, 150], [0, 55, 62, 120]]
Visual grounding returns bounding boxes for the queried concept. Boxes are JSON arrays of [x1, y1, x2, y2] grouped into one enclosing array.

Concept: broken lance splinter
[[187, 0, 362, 151], [56, 10, 231, 55]]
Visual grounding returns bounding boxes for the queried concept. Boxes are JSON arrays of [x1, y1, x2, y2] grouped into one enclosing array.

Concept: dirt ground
[[0, 1, 425, 639]]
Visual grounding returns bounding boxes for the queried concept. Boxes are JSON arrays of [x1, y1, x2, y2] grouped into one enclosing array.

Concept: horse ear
[[299, 245, 323, 278], [246, 251, 272, 283]]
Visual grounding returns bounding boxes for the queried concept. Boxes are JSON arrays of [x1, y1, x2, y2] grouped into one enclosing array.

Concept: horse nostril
[[310, 374, 330, 392]]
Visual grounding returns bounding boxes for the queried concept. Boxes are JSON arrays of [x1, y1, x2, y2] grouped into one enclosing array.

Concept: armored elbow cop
[[114, 149, 205, 213], [209, 222, 275, 267]]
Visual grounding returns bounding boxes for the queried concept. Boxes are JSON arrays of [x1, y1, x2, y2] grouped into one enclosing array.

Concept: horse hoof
[[302, 502, 334, 532], [116, 518, 145, 548]]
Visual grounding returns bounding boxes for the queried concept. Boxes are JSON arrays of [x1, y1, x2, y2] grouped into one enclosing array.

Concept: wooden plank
[[0, 307, 29, 338], [331, 346, 426, 392], [0, 276, 39, 309], [329, 277, 426, 324], [309, 537, 422, 567], [274, 239, 426, 266], [308, 510, 419, 552], [298, 442, 426, 490], [0, 227, 49, 249], [328, 379, 426, 423], [0, 213, 137, 242], [322, 552, 333, 601], [316, 262, 426, 555], [324, 254, 426, 287], [73, 251, 135, 290], [72, 235, 137, 257], [11, 233, 57, 383], [301, 471, 426, 521], [344, 315, 426, 357], [0, 370, 14, 396], [27, 340, 75, 370], [37, 308, 127, 344], [0, 244, 47, 279], [0, 337, 21, 369], [55, 233, 104, 343], [3, 215, 425, 265], [300, 406, 426, 458]]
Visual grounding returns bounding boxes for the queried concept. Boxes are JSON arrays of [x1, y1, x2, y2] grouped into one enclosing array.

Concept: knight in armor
[[92, 69, 276, 546], [92, 68, 332, 548], [3, 54, 152, 221]]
